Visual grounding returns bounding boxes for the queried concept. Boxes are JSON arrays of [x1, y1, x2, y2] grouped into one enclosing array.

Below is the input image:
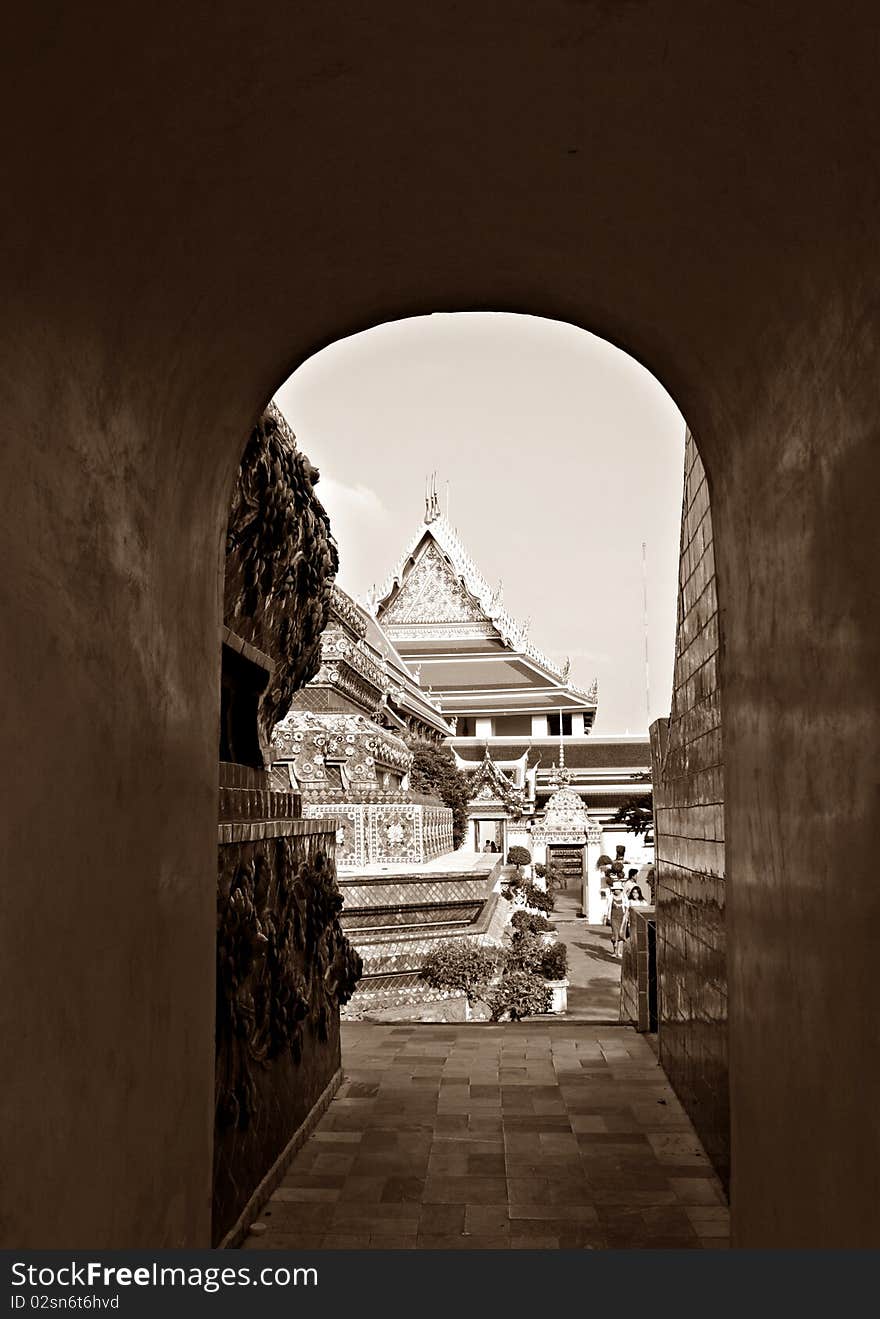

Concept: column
[[585, 821, 605, 923], [531, 714, 549, 736]]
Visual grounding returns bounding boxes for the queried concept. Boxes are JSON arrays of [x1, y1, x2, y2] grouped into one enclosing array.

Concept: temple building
[[272, 584, 454, 866], [369, 484, 654, 888]]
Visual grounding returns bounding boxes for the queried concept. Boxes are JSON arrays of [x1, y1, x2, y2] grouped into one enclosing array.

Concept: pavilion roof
[[372, 511, 597, 703]]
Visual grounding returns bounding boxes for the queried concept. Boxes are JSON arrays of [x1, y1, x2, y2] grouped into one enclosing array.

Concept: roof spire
[[425, 473, 441, 524]]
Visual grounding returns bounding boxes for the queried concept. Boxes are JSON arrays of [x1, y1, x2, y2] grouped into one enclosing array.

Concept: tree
[[406, 739, 471, 848], [612, 772, 654, 839]]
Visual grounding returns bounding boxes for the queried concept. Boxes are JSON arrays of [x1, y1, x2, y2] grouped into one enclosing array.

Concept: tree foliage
[[612, 771, 654, 837], [612, 795, 653, 837], [420, 941, 497, 1006], [487, 970, 551, 1022], [406, 739, 471, 849]]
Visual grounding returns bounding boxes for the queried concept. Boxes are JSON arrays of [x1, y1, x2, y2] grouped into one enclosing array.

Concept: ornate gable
[[380, 541, 487, 625], [466, 750, 526, 817]]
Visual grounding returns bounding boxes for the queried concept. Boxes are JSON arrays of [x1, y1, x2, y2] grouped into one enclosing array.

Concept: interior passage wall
[[650, 433, 728, 1187]]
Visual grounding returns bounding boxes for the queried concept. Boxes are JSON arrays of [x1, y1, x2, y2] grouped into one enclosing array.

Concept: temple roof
[[337, 587, 452, 739], [452, 737, 651, 769], [371, 510, 598, 705]]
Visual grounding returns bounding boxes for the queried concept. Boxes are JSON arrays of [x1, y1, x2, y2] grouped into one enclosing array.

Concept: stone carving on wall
[[215, 839, 362, 1131], [224, 404, 338, 746]]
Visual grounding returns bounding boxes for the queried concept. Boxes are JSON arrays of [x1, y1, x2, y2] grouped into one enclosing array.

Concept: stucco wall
[[650, 435, 728, 1187]]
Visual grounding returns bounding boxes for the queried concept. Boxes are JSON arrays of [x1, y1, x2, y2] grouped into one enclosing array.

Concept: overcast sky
[[275, 313, 685, 735]]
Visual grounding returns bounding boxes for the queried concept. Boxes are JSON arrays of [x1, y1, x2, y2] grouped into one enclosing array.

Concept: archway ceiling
[[3, 1, 878, 497]]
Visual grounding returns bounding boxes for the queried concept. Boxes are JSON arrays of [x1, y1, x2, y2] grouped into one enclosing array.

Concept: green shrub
[[420, 942, 497, 1007], [511, 910, 554, 935], [487, 970, 552, 1021], [523, 883, 554, 913], [540, 941, 568, 981], [504, 931, 543, 973]]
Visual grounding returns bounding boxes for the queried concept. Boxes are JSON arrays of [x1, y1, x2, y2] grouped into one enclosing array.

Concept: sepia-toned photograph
[[2, 1, 878, 1306]]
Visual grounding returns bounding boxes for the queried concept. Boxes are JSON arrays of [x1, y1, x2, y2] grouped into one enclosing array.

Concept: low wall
[[214, 767, 361, 1244], [302, 800, 454, 866], [620, 906, 657, 1032]]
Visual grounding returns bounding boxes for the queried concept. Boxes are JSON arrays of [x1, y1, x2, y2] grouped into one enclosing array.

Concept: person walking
[[607, 880, 629, 957]]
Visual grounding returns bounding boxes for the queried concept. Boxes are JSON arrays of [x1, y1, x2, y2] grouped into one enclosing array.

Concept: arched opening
[[215, 312, 729, 1249]]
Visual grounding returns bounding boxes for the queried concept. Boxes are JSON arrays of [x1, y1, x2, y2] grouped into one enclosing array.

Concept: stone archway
[[2, 2, 879, 1249]]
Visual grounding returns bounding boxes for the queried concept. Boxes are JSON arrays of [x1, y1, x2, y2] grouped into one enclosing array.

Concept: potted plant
[[487, 969, 551, 1021], [419, 942, 497, 1021], [539, 940, 569, 1014]]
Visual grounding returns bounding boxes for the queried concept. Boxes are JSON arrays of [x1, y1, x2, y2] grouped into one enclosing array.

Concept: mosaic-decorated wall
[[302, 800, 454, 867], [650, 431, 728, 1189]]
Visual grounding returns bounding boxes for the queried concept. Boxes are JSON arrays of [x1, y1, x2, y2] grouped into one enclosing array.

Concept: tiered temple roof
[[371, 507, 599, 721]]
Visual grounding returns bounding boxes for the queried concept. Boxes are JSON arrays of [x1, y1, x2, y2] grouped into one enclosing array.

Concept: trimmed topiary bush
[[488, 970, 552, 1021], [420, 942, 497, 1008], [507, 846, 532, 878]]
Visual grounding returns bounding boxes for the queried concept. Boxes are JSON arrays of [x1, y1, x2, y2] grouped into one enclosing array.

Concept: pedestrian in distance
[[607, 880, 629, 957]]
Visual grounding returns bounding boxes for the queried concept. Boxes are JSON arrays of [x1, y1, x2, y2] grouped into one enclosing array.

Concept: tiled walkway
[[243, 1022, 729, 1250], [550, 888, 622, 1021]]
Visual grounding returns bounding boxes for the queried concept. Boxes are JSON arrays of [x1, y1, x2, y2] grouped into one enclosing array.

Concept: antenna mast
[[642, 540, 651, 725]]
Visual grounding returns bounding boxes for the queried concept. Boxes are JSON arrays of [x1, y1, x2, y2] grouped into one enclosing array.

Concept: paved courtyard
[[243, 1021, 729, 1250]]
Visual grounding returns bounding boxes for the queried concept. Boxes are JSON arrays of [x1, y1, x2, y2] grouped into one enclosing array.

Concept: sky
[[274, 313, 686, 736]]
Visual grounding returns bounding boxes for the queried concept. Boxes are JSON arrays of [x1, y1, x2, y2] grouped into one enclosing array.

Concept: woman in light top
[[607, 881, 629, 957]]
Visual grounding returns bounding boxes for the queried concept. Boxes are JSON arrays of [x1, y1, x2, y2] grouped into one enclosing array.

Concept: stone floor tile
[[510, 1235, 560, 1249], [310, 1152, 358, 1175], [464, 1203, 510, 1234], [243, 1233, 326, 1250], [418, 1203, 466, 1235], [271, 1186, 340, 1203], [467, 1153, 506, 1176], [670, 1177, 726, 1205], [337, 1175, 387, 1202], [424, 1176, 508, 1204], [506, 1178, 550, 1205], [281, 1172, 346, 1189], [380, 1176, 426, 1203]]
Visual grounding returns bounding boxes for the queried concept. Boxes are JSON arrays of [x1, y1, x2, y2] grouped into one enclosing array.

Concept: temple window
[[548, 712, 573, 737]]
